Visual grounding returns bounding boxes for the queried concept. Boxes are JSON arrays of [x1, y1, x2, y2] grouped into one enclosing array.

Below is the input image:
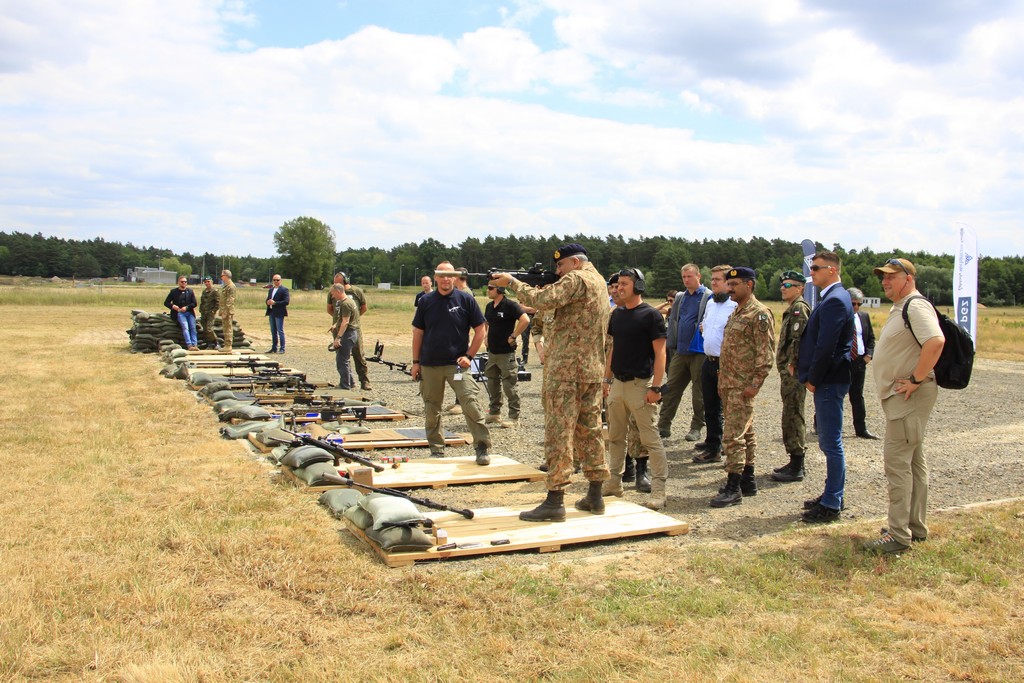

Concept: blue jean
[[269, 315, 285, 350], [813, 383, 850, 510], [177, 312, 198, 347]]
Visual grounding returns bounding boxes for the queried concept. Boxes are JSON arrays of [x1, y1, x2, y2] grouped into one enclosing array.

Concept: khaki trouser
[[607, 378, 666, 481], [881, 381, 938, 545], [721, 388, 756, 475], [419, 364, 490, 452], [220, 312, 233, 350]]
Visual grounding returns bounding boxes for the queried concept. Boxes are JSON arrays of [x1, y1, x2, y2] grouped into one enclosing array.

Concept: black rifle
[[268, 429, 386, 472], [292, 403, 369, 423], [466, 263, 559, 287], [216, 358, 282, 371], [319, 472, 474, 519], [368, 341, 413, 375]]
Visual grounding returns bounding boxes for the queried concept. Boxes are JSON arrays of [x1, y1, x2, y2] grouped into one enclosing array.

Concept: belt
[[705, 356, 719, 362], [613, 374, 652, 383]]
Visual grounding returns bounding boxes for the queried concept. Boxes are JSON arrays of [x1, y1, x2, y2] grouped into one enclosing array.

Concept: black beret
[[727, 267, 757, 281], [553, 243, 587, 261], [781, 270, 806, 283]]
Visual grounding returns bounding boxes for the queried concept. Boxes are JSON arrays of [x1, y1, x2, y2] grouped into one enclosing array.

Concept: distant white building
[[127, 267, 178, 285]]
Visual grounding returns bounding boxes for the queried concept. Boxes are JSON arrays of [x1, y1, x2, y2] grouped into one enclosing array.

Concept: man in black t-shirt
[[599, 268, 669, 510], [483, 285, 530, 425]]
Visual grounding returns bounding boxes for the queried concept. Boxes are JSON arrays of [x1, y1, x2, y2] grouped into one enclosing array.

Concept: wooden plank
[[342, 500, 689, 567], [279, 454, 544, 491]]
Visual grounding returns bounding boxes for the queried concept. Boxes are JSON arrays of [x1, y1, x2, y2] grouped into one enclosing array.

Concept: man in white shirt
[[692, 265, 738, 463]]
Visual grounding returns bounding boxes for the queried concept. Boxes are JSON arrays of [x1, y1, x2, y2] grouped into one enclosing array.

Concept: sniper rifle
[[268, 428, 386, 473], [319, 472, 475, 519]]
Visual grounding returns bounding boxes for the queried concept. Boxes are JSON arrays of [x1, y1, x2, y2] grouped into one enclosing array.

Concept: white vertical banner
[[953, 223, 979, 342]]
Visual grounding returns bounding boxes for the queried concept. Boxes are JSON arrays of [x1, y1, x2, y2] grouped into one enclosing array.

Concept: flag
[[953, 224, 979, 342], [801, 239, 818, 310]]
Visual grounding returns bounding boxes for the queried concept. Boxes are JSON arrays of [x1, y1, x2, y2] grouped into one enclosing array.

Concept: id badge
[[453, 372, 463, 381]]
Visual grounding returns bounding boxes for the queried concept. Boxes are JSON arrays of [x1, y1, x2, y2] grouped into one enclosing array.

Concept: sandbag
[[281, 445, 333, 469], [359, 493, 426, 532], [211, 390, 253, 402], [219, 404, 272, 422], [198, 381, 232, 396], [297, 461, 339, 486], [213, 398, 257, 414], [219, 420, 277, 440], [366, 526, 434, 551], [188, 372, 216, 386], [319, 489, 364, 518], [343, 504, 373, 530]]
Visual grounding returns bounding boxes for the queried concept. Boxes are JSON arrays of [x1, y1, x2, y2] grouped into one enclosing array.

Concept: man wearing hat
[[711, 267, 775, 507], [490, 243, 610, 522], [864, 257, 943, 554], [797, 251, 854, 523], [483, 281, 530, 425], [411, 261, 492, 465], [198, 275, 220, 349], [771, 270, 812, 482]]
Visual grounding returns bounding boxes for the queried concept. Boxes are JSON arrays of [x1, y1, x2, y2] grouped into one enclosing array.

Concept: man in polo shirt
[[483, 283, 530, 425], [411, 261, 492, 465]]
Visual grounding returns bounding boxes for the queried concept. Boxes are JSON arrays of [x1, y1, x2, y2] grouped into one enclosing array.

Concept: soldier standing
[[491, 243, 610, 522], [771, 270, 812, 482], [711, 267, 776, 508], [218, 269, 236, 352], [483, 284, 530, 425], [199, 276, 220, 348]]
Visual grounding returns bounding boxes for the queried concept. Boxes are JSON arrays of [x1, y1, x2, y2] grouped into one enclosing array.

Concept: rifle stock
[[466, 263, 559, 287]]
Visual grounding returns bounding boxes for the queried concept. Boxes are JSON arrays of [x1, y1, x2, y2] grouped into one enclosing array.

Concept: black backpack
[[901, 295, 974, 390]]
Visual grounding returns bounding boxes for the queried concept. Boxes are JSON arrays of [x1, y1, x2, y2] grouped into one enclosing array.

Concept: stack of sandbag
[[126, 309, 251, 353], [318, 490, 434, 551]]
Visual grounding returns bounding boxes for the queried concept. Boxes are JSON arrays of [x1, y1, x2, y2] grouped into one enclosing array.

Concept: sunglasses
[[852, 302, 862, 306], [780, 282, 801, 289], [808, 265, 832, 272], [885, 258, 910, 275]]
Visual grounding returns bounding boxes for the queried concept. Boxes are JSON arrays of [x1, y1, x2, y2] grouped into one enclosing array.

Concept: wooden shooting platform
[[177, 353, 271, 365], [187, 365, 303, 379], [248, 423, 465, 453], [278, 454, 545, 491], [344, 500, 689, 567], [271, 405, 408, 423]]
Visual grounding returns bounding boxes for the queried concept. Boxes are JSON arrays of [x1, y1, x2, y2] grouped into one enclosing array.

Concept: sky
[[1, 0, 1023, 258]]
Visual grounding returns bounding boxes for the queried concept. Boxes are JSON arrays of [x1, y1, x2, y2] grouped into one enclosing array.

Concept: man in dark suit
[[847, 288, 878, 439], [797, 251, 854, 523], [265, 274, 290, 353]]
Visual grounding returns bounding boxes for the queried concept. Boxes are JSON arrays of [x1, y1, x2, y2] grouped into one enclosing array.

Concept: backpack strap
[[901, 294, 934, 348]]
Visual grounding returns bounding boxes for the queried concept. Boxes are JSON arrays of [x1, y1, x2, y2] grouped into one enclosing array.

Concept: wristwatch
[[649, 385, 663, 394], [909, 375, 922, 385], [603, 378, 613, 385]]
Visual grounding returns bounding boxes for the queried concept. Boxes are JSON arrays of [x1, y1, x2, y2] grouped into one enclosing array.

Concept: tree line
[[2, 225, 1022, 306]]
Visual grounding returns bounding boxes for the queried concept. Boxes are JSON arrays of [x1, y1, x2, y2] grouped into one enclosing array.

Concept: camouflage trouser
[[779, 370, 807, 455], [543, 379, 607, 490], [220, 312, 233, 350], [200, 313, 217, 345], [721, 388, 756, 475], [626, 414, 649, 458], [483, 351, 520, 418], [352, 329, 369, 384], [607, 379, 665, 479]]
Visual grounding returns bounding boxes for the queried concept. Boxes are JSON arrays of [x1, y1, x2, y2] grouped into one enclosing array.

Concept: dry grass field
[[1, 289, 1024, 682]]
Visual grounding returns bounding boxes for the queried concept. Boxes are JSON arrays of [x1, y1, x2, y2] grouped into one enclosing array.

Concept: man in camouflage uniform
[[491, 243, 609, 522], [711, 267, 776, 508], [327, 272, 373, 391], [771, 270, 812, 482], [198, 275, 220, 348], [218, 269, 236, 352]]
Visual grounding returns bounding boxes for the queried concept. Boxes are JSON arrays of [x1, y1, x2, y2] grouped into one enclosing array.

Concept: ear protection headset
[[617, 267, 646, 293]]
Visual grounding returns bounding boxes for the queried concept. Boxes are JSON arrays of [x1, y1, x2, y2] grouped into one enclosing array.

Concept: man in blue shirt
[[411, 261, 492, 465], [658, 264, 711, 441]]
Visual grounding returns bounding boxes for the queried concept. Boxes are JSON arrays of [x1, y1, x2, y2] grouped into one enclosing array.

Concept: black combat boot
[[622, 456, 636, 483], [635, 457, 652, 493], [740, 464, 757, 496], [519, 490, 566, 522], [711, 473, 743, 507], [771, 453, 805, 482], [574, 481, 606, 515]]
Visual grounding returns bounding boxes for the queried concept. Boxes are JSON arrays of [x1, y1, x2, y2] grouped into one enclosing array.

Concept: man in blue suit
[[797, 251, 854, 523], [265, 274, 290, 353]]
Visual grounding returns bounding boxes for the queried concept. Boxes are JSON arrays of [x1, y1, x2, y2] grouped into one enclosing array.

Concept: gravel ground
[[266, 336, 1024, 553]]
